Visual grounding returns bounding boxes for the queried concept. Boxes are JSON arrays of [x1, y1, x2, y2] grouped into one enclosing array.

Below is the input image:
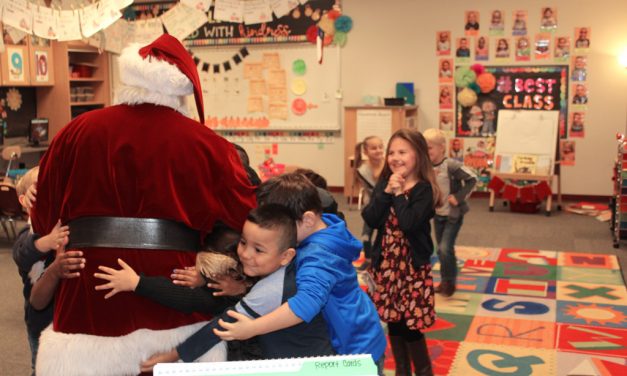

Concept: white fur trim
[[28, 260, 45, 285], [36, 322, 226, 376], [114, 85, 190, 116], [118, 43, 193, 97]]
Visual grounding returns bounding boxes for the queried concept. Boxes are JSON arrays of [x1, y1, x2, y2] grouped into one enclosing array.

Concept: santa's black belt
[[67, 217, 200, 252]]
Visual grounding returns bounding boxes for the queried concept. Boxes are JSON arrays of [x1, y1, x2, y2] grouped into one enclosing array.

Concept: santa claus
[[31, 34, 256, 375]]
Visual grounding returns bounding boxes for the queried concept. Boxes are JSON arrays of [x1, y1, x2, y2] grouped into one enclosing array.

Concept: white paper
[[5, 25, 28, 44], [33, 6, 58, 39], [181, 0, 212, 13], [269, 0, 298, 18], [79, 3, 100, 38], [133, 18, 163, 44], [103, 18, 129, 54], [213, 0, 244, 23], [160, 3, 207, 41], [97, 0, 123, 31], [2, 0, 33, 34], [115, 0, 134, 9], [356, 110, 392, 147], [34, 50, 50, 82], [243, 0, 272, 25], [57, 10, 83, 41]]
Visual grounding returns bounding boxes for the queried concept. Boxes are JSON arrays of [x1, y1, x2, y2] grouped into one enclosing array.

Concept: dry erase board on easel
[[192, 44, 341, 131], [494, 110, 559, 175]]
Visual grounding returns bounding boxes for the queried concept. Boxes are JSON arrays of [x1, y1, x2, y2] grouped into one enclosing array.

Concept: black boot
[[435, 280, 455, 297], [389, 336, 412, 376], [406, 336, 433, 376]]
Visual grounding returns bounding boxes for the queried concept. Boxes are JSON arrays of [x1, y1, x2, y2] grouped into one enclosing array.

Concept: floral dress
[[369, 206, 436, 330]]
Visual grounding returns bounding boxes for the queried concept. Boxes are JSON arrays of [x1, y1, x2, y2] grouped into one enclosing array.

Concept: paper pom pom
[[323, 34, 333, 46], [469, 82, 481, 94], [327, 9, 341, 20], [457, 87, 478, 107], [454, 67, 477, 88], [333, 31, 347, 47], [318, 14, 336, 35], [476, 72, 496, 93], [306, 25, 319, 44], [470, 63, 485, 75], [335, 15, 353, 33]]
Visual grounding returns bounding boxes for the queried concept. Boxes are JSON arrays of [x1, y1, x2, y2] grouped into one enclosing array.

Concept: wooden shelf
[[70, 101, 105, 106], [70, 78, 104, 82]]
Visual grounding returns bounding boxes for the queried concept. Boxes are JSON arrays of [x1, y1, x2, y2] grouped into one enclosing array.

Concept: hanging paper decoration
[[189, 47, 250, 75], [476, 72, 496, 93], [457, 87, 478, 107], [334, 15, 353, 33], [454, 66, 476, 88]]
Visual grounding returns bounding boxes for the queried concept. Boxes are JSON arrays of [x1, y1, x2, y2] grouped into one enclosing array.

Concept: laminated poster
[[439, 112, 454, 133], [514, 36, 531, 61], [574, 27, 591, 52], [436, 31, 451, 56], [540, 7, 558, 32], [475, 37, 489, 61], [560, 140, 575, 166], [494, 38, 511, 61], [534, 33, 552, 60], [569, 112, 585, 138], [571, 55, 587, 82], [489, 10, 505, 36], [7, 46, 25, 82], [438, 58, 453, 83], [571, 83, 588, 110], [554, 36, 570, 61], [439, 85, 453, 110], [512, 10, 527, 36], [464, 10, 480, 36], [449, 138, 464, 162], [455, 37, 471, 63]]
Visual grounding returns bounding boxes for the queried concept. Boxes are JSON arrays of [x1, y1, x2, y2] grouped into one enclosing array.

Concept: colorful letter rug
[[356, 246, 627, 375]]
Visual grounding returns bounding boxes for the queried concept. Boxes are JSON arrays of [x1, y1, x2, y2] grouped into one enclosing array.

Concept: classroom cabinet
[[37, 41, 110, 138], [0, 36, 55, 86], [343, 105, 418, 198]]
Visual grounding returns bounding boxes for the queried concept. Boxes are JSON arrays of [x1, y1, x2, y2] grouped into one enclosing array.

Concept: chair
[[2, 145, 22, 183], [0, 183, 24, 239]]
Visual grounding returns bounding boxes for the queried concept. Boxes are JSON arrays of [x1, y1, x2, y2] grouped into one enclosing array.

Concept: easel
[[488, 110, 563, 216], [488, 170, 563, 215]]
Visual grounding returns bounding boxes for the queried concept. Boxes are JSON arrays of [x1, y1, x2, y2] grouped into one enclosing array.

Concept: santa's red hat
[[116, 34, 205, 124]]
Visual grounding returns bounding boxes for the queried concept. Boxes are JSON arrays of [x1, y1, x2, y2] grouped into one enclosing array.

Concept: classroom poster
[[34, 51, 49, 82], [7, 47, 25, 82], [488, 10, 505, 36], [436, 31, 452, 56], [574, 27, 591, 52], [475, 37, 489, 61], [455, 65, 569, 139], [534, 33, 551, 60], [569, 112, 585, 138], [512, 10, 528, 36], [464, 11, 480, 36], [494, 37, 511, 61], [554, 36, 570, 62], [438, 58, 453, 82], [540, 7, 558, 32], [514, 36, 531, 61], [560, 140, 575, 166]]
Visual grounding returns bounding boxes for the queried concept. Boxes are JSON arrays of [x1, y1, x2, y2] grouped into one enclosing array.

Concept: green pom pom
[[454, 67, 477, 88], [333, 32, 347, 47]]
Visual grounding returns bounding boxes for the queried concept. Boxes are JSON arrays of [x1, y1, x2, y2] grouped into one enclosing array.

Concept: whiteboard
[[192, 44, 341, 131], [494, 110, 559, 175]]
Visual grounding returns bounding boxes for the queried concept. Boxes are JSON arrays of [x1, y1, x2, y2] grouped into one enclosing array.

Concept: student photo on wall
[[574, 27, 591, 50], [439, 112, 454, 132], [560, 140, 576, 166], [540, 7, 558, 31], [571, 56, 587, 81], [570, 112, 585, 138], [465, 11, 480, 36], [439, 85, 453, 109], [475, 36, 489, 61], [489, 9, 505, 36], [436, 31, 451, 55], [572, 83, 588, 105], [515, 36, 531, 61], [449, 138, 464, 161], [438, 59, 453, 82], [495, 38, 510, 59], [456, 37, 471, 58], [554, 36, 570, 60], [534, 34, 551, 59], [512, 10, 528, 36]]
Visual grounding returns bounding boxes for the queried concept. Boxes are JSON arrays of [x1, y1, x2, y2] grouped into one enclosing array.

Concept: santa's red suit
[[31, 35, 256, 375]]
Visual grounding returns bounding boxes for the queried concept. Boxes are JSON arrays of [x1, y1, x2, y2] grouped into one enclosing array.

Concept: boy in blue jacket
[[215, 173, 387, 373]]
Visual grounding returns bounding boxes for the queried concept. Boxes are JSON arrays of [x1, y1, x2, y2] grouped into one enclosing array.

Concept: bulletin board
[[193, 43, 341, 131], [456, 65, 569, 138], [493, 110, 559, 175]]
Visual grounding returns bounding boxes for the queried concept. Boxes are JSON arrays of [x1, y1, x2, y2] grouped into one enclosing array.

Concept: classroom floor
[[0, 196, 625, 375]]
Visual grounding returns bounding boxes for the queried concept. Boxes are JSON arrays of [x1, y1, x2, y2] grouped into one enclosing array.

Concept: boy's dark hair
[[293, 168, 328, 190], [232, 143, 261, 186], [247, 204, 297, 251], [256, 173, 322, 219]]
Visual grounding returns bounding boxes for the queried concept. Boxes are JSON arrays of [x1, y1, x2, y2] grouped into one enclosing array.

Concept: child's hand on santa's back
[[207, 273, 249, 297], [51, 245, 85, 279], [171, 266, 204, 288], [94, 258, 140, 299], [448, 195, 459, 206]]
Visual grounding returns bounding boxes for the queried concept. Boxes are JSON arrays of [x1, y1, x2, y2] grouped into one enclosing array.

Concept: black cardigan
[[361, 179, 435, 268]]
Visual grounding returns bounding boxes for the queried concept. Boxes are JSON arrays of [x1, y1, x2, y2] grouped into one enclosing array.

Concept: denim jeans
[[434, 214, 464, 283]]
